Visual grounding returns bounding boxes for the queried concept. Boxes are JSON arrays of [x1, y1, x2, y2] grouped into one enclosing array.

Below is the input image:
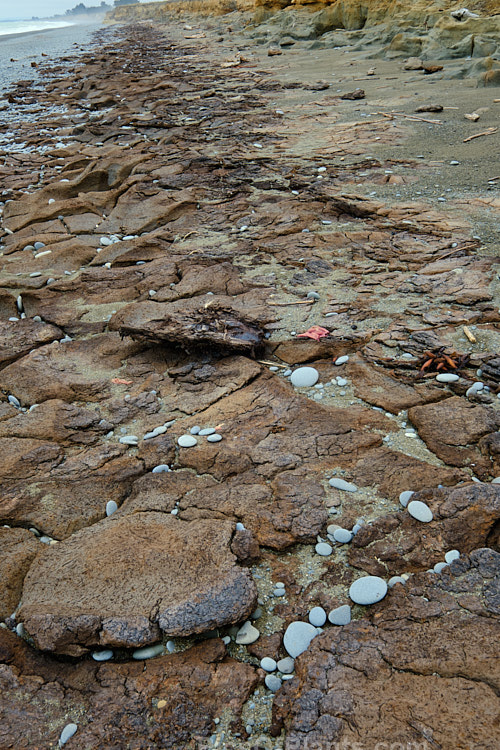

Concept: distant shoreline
[[0, 25, 75, 43]]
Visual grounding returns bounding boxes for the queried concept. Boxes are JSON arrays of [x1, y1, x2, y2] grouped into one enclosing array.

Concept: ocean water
[[0, 19, 75, 38]]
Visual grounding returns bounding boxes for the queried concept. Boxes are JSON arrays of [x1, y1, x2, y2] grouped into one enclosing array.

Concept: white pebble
[[8, 395, 21, 408], [260, 657, 277, 672], [315, 542, 332, 556], [328, 604, 351, 625], [436, 373, 459, 383], [399, 490, 414, 507], [132, 643, 164, 660], [92, 649, 113, 661], [444, 549, 460, 564], [178, 434, 198, 448], [207, 433, 223, 443], [349, 576, 388, 605], [152, 464, 170, 473], [308, 606, 327, 627], [59, 724, 78, 747], [334, 355, 349, 365], [119, 435, 138, 445], [290, 367, 319, 388], [434, 562, 449, 574], [236, 522, 245, 531], [105, 500, 118, 517], [407, 500, 433, 523], [388, 576, 406, 588], [329, 477, 357, 492], [333, 528, 352, 544], [199, 427, 216, 436]]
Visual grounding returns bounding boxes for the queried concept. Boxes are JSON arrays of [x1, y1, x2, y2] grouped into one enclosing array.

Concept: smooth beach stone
[[436, 373, 459, 383], [92, 649, 113, 661], [275, 582, 285, 589], [236, 620, 260, 645], [328, 604, 351, 625], [236, 522, 245, 531], [143, 425, 167, 440], [207, 434, 223, 443], [277, 657, 295, 674], [349, 576, 388, 605], [388, 576, 406, 588], [329, 477, 357, 492], [59, 724, 78, 747], [199, 427, 216, 436], [306, 291, 320, 300], [260, 657, 277, 672], [177, 434, 198, 448], [491, 477, 500, 484], [445, 549, 460, 564], [105, 500, 118, 517], [290, 367, 319, 388], [273, 588, 286, 597], [399, 490, 414, 507], [132, 643, 164, 660], [308, 606, 327, 627], [333, 528, 353, 544], [352, 523, 362, 535], [269, 366, 279, 372], [190, 425, 201, 435], [152, 464, 170, 473], [34, 241, 45, 251], [434, 562, 449, 574], [334, 355, 349, 365], [166, 640, 176, 653], [7, 395, 21, 408], [119, 435, 138, 445], [265, 674, 282, 692], [407, 500, 433, 523], [315, 542, 332, 556], [284, 621, 318, 658]]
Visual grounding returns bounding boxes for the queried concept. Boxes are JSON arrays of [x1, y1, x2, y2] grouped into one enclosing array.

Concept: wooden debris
[[463, 127, 497, 143], [463, 326, 477, 343]]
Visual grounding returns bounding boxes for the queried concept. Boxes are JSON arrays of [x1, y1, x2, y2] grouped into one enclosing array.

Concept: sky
[[1, 0, 149, 21]]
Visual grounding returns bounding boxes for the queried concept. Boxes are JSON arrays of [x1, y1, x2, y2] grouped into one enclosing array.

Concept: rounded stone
[[235, 620, 260, 645], [283, 621, 318, 658], [273, 588, 286, 597], [59, 723, 78, 747], [190, 425, 201, 435], [315, 542, 332, 556], [407, 500, 433, 523], [399, 490, 414, 507], [349, 576, 388, 605], [308, 606, 327, 627], [119, 435, 138, 445], [105, 500, 118, 517], [260, 657, 277, 672], [436, 373, 459, 383], [445, 549, 460, 564], [333, 528, 353, 544], [177, 434, 198, 448], [92, 649, 113, 661], [290, 367, 319, 388], [306, 291, 320, 300], [329, 477, 357, 492], [199, 427, 216, 436], [207, 434, 222, 443], [132, 643, 164, 660], [265, 674, 282, 692], [152, 464, 171, 473], [328, 604, 351, 625], [334, 355, 349, 365], [277, 657, 295, 674]]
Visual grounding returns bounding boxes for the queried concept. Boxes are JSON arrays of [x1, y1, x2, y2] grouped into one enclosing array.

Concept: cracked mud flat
[[0, 7, 499, 750]]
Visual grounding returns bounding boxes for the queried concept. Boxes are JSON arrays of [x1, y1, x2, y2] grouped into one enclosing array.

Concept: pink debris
[[297, 326, 330, 341]]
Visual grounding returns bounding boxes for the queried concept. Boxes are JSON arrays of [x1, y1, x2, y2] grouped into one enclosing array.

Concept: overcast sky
[[1, 1, 149, 21]]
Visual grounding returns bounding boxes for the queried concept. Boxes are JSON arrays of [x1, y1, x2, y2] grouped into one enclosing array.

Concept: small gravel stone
[[283, 621, 318, 658], [100, 237, 113, 246], [315, 542, 332, 556], [445, 549, 460, 564], [277, 657, 295, 674], [119, 435, 138, 445], [34, 241, 45, 251], [236, 522, 245, 531], [336, 377, 348, 386], [275, 581, 285, 589], [434, 562, 449, 574], [308, 606, 327, 627], [92, 650, 113, 661], [190, 425, 201, 434], [199, 427, 216, 436], [306, 291, 320, 300], [290, 367, 319, 387], [334, 355, 349, 365], [105, 500, 118, 517], [132, 644, 164, 660], [236, 620, 260, 645], [329, 477, 357, 492], [349, 576, 388, 605], [388, 576, 406, 587], [436, 373, 459, 383], [407, 500, 433, 523], [59, 724, 78, 747], [7, 395, 20, 408], [178, 434, 198, 448], [207, 433, 223, 443], [269, 365, 279, 372], [283, 369, 292, 377], [333, 528, 353, 544], [265, 674, 282, 692], [143, 425, 167, 440], [352, 523, 362, 535], [152, 464, 170, 473], [399, 490, 414, 507], [260, 657, 277, 672], [328, 604, 351, 625], [273, 588, 286, 597]]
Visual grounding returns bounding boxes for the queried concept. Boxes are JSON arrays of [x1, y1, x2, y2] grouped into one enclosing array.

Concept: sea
[[0, 19, 75, 38]]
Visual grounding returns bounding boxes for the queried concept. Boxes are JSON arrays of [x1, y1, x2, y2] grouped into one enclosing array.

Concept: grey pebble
[[388, 576, 406, 588], [399, 490, 414, 507], [434, 562, 449, 574], [265, 674, 282, 692], [34, 241, 45, 251], [329, 477, 357, 492], [436, 373, 459, 383], [132, 643, 164, 660], [178, 434, 198, 448], [190, 425, 201, 434], [283, 369, 292, 377], [407, 500, 433, 523], [269, 365, 279, 372], [308, 606, 327, 627], [207, 433, 223, 443], [199, 427, 216, 436], [290, 367, 319, 388], [328, 604, 351, 625], [260, 657, 277, 672], [334, 355, 349, 365], [92, 649, 113, 661], [333, 528, 353, 544], [283, 621, 318, 658], [306, 291, 320, 300], [445, 549, 460, 564], [105, 500, 118, 517], [7, 395, 20, 408], [235, 620, 260, 645], [273, 588, 286, 597], [275, 581, 285, 589], [277, 657, 295, 674], [349, 576, 388, 605], [315, 542, 333, 556], [119, 435, 138, 446], [59, 724, 78, 747], [152, 464, 171, 473]]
